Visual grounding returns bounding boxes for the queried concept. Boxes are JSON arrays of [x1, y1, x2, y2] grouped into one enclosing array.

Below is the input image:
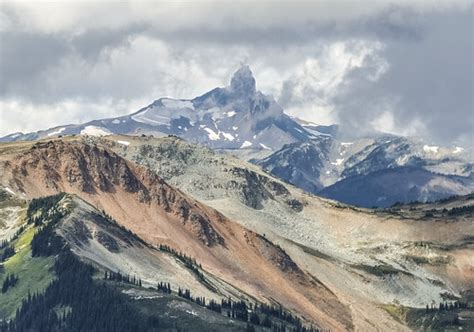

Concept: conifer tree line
[[98, 210, 147, 245], [104, 271, 142, 287], [158, 244, 204, 281], [157, 284, 317, 331], [1, 194, 322, 332], [26, 193, 66, 223], [425, 301, 470, 312], [0, 225, 25, 252], [102, 265, 319, 331], [156, 281, 172, 293], [0, 245, 15, 262], [1, 274, 18, 293], [0, 250, 161, 332]]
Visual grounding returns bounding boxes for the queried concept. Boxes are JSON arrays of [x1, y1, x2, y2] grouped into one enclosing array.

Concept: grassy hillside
[[0, 224, 55, 319]]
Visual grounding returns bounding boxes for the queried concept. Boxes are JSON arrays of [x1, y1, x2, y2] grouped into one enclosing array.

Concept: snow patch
[[423, 145, 439, 153], [259, 143, 272, 150], [453, 147, 464, 154], [341, 142, 353, 147], [240, 141, 253, 148], [396, 154, 410, 165], [185, 310, 198, 317], [232, 126, 238, 131], [3, 187, 15, 196], [117, 140, 130, 146], [203, 128, 220, 140], [227, 111, 236, 117], [331, 158, 344, 166], [80, 126, 111, 137], [112, 119, 121, 124], [221, 132, 235, 141], [47, 127, 66, 137]]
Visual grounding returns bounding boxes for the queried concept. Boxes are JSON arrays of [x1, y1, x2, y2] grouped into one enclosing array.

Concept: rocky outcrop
[[11, 140, 225, 247]]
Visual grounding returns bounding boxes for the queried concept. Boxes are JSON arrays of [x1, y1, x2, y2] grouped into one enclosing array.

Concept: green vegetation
[[1, 194, 321, 331], [0, 194, 70, 319], [383, 301, 473, 332], [1, 274, 18, 293], [0, 226, 55, 319]]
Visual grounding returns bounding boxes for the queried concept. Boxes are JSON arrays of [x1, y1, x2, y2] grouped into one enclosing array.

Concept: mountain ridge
[[1, 66, 472, 207], [0, 137, 352, 331]]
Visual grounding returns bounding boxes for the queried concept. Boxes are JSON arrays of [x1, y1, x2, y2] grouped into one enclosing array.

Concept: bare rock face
[[229, 65, 256, 98], [10, 140, 225, 247]]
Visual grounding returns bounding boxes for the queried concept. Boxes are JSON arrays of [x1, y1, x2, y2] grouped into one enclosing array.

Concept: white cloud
[[276, 40, 388, 125]]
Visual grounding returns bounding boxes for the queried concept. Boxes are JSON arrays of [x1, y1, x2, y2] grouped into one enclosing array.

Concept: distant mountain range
[[2, 66, 472, 207]]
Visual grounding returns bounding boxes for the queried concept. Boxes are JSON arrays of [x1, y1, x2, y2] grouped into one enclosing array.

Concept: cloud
[[0, 1, 472, 145], [277, 40, 389, 125]]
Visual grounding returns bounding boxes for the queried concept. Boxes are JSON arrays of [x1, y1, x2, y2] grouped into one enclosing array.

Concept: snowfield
[[80, 126, 112, 137], [203, 128, 220, 140], [331, 158, 344, 166], [240, 141, 253, 148]]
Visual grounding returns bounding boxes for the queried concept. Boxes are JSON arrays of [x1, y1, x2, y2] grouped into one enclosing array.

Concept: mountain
[[69, 135, 474, 329], [1, 66, 472, 208], [257, 135, 473, 207], [319, 166, 473, 208], [0, 138, 351, 331], [1, 136, 473, 331], [0, 192, 319, 331], [1, 66, 312, 153]]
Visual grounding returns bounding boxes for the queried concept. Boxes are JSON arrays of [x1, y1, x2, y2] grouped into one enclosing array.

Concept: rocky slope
[[92, 134, 473, 331], [0, 138, 351, 331], [0, 193, 313, 331], [1, 136, 473, 330]]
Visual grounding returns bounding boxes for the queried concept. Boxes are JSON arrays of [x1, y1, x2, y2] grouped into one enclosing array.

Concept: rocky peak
[[229, 65, 256, 97]]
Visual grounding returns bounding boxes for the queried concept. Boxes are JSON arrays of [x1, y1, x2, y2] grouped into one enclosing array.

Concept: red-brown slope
[[1, 139, 352, 331]]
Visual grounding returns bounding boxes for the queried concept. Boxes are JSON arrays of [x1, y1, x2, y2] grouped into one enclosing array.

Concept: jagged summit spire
[[229, 65, 256, 96]]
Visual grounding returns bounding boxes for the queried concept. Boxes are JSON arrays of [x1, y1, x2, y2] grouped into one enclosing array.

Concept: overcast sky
[[0, 0, 472, 145]]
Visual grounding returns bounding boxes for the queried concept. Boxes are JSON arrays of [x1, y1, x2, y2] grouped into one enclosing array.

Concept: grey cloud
[[0, 1, 472, 144], [71, 24, 147, 60], [0, 31, 70, 97], [333, 9, 473, 144]]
